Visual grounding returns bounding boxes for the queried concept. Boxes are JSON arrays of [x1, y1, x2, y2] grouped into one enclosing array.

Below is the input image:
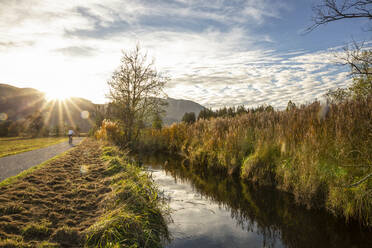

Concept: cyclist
[[68, 129, 74, 144]]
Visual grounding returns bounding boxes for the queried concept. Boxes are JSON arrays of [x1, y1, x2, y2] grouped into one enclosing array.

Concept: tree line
[[0, 111, 81, 137]]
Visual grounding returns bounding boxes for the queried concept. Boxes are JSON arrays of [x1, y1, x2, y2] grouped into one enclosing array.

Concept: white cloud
[[0, 0, 352, 109]]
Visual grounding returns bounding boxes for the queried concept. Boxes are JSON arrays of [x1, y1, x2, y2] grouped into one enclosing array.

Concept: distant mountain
[[0, 84, 205, 131], [0, 84, 96, 132], [163, 97, 204, 125], [0, 84, 46, 120]]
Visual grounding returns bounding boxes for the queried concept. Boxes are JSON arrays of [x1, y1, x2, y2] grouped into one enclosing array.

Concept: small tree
[[286, 100, 297, 111], [0, 120, 11, 137], [182, 112, 196, 124], [152, 113, 163, 130], [41, 127, 50, 137], [93, 105, 106, 129], [227, 107, 236, 117], [53, 125, 60, 137], [27, 111, 44, 137], [198, 108, 215, 120], [236, 105, 247, 116], [7, 121, 21, 137], [107, 45, 168, 147]]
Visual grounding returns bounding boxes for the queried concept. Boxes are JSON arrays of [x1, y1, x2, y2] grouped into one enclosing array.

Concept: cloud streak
[[0, 0, 356, 109]]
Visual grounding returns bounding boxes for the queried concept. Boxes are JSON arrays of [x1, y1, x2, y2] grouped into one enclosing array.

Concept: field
[[0, 139, 169, 247], [0, 137, 67, 158]]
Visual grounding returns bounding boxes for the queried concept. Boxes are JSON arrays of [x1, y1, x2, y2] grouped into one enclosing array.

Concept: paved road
[[0, 137, 84, 182]]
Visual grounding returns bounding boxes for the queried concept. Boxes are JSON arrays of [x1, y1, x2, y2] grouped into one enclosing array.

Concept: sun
[[45, 88, 71, 101]]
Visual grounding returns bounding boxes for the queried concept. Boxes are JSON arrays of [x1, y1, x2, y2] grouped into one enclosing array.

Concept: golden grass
[[0, 137, 67, 158], [137, 97, 372, 226], [0, 139, 169, 247], [0, 139, 111, 247]]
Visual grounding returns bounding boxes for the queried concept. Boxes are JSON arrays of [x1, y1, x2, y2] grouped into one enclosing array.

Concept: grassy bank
[[138, 98, 372, 226], [0, 139, 169, 247], [0, 137, 67, 158]]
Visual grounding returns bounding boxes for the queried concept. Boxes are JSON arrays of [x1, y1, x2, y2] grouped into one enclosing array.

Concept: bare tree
[[307, 1, 372, 101], [340, 41, 372, 76], [308, 0, 372, 32], [107, 45, 168, 146], [326, 41, 372, 101]]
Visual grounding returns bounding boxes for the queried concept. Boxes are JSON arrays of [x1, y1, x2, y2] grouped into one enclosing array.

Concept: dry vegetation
[[0, 139, 169, 247], [135, 97, 372, 226]]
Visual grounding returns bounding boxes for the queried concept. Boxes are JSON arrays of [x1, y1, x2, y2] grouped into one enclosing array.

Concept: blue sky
[[0, 0, 370, 108]]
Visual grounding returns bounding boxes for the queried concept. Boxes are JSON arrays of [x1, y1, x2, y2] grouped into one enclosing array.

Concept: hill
[[0, 84, 205, 131], [163, 97, 205, 124], [0, 84, 95, 132]]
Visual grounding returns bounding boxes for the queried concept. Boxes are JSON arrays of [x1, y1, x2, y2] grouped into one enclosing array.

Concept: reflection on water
[[143, 155, 371, 248]]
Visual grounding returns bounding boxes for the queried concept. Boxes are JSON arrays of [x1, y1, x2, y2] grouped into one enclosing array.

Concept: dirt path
[[0, 137, 84, 182], [0, 138, 112, 247]]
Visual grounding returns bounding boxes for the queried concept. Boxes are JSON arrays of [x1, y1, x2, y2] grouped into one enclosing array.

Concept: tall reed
[[138, 97, 372, 226]]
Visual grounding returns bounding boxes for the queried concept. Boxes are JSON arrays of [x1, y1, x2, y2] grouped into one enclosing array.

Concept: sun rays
[[44, 87, 72, 102], [8, 93, 95, 133], [43, 98, 93, 132]]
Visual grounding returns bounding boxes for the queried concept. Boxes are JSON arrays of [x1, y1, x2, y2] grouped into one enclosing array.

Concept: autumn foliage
[[138, 97, 372, 226]]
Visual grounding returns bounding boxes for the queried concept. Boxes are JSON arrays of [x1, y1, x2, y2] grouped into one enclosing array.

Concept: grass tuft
[[85, 145, 169, 248], [0, 239, 30, 248], [51, 226, 80, 247], [36, 241, 60, 248], [22, 222, 51, 240], [0, 205, 24, 215], [103, 156, 126, 176]]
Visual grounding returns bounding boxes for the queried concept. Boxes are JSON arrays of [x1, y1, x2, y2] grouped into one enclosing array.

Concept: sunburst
[[45, 88, 71, 101]]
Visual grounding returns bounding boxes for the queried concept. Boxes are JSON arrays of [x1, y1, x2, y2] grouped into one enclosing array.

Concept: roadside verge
[[0, 138, 169, 247]]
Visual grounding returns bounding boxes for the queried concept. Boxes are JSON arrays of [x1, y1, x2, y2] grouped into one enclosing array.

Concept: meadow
[[0, 137, 67, 158]]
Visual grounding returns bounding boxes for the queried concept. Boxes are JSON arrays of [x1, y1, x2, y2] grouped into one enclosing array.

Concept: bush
[[95, 120, 127, 147]]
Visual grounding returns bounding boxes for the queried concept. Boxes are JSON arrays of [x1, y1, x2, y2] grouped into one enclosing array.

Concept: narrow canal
[[144, 156, 371, 248]]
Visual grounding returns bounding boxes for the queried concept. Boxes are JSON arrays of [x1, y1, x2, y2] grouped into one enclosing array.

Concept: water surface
[[144, 156, 371, 248]]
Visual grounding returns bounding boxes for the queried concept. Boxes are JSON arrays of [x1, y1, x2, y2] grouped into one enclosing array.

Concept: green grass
[[84, 145, 170, 248], [0, 137, 68, 158]]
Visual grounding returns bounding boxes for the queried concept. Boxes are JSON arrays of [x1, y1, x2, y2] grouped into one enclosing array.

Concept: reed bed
[[137, 97, 372, 226]]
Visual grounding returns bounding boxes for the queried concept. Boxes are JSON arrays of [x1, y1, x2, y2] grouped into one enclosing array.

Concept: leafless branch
[[307, 0, 372, 32], [345, 172, 372, 187]]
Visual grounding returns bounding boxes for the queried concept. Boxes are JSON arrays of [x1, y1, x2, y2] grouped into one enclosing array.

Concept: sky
[[0, 0, 370, 109]]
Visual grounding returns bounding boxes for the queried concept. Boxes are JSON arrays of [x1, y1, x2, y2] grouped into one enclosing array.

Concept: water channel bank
[[143, 156, 372, 248]]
